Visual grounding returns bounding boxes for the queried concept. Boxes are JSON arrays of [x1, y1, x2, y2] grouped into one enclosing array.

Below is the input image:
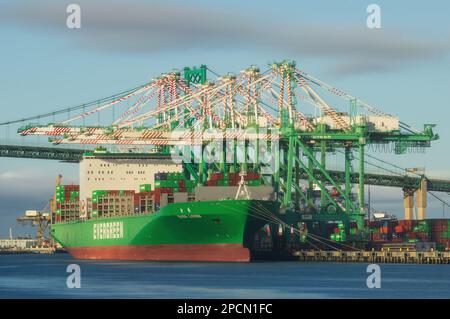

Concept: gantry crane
[[15, 61, 439, 231]]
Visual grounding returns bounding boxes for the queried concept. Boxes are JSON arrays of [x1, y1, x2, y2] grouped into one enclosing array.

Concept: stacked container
[[154, 172, 196, 193], [55, 185, 80, 222], [366, 220, 396, 243], [134, 191, 153, 214], [394, 220, 431, 243], [410, 220, 431, 242], [330, 221, 346, 241], [430, 219, 450, 251], [206, 171, 261, 187], [91, 190, 135, 218], [139, 184, 152, 192]]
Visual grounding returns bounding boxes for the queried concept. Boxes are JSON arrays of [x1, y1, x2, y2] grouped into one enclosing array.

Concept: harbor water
[[1, 254, 450, 298]]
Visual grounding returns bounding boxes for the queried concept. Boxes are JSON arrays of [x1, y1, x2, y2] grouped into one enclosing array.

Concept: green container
[[167, 172, 184, 180], [438, 231, 450, 239], [185, 180, 197, 188], [56, 209, 62, 215], [69, 191, 79, 202], [140, 184, 152, 192], [155, 180, 178, 188], [248, 180, 261, 186], [217, 180, 230, 186], [186, 187, 195, 194], [92, 190, 108, 197]]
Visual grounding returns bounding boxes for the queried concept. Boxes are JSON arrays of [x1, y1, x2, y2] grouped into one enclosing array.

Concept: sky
[[0, 0, 449, 237]]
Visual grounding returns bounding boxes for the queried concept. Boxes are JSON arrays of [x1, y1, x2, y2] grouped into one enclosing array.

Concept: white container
[[25, 210, 38, 217]]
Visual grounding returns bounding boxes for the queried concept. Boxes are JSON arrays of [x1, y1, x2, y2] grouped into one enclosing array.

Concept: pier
[[294, 250, 450, 264]]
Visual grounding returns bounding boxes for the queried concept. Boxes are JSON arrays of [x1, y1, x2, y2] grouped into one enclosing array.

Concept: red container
[[398, 220, 417, 232], [210, 173, 223, 181], [63, 185, 79, 191], [229, 173, 239, 181], [153, 191, 161, 203], [431, 219, 449, 232], [330, 187, 339, 197], [206, 180, 217, 186], [136, 191, 152, 197], [178, 180, 185, 188], [395, 225, 403, 233], [160, 187, 173, 194], [246, 172, 260, 180], [407, 232, 417, 239], [371, 233, 387, 242]]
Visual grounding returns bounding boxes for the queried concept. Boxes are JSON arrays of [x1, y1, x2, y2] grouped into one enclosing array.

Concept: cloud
[[331, 60, 397, 76], [0, 171, 22, 180], [0, 1, 448, 75]]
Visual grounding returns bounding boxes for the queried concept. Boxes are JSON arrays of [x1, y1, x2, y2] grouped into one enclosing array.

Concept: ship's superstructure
[[79, 152, 182, 217]]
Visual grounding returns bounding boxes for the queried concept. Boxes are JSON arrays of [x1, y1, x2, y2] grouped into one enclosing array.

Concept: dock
[[294, 250, 450, 264], [0, 247, 55, 255]]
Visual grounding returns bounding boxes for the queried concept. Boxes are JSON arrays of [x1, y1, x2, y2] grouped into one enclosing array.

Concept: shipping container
[[154, 172, 168, 180], [248, 180, 261, 186], [155, 180, 179, 188], [209, 172, 224, 181], [25, 210, 38, 217]]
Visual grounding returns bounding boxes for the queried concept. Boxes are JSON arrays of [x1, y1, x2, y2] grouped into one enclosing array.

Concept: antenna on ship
[[235, 171, 250, 200]]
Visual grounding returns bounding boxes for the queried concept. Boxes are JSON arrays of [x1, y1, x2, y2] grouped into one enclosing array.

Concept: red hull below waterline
[[66, 244, 251, 262]]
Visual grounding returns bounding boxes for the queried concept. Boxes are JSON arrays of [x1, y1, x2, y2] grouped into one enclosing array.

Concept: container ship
[[49, 149, 450, 262], [51, 151, 280, 262]]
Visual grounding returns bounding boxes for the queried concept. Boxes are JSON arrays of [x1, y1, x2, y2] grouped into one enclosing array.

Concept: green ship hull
[[51, 199, 279, 262]]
